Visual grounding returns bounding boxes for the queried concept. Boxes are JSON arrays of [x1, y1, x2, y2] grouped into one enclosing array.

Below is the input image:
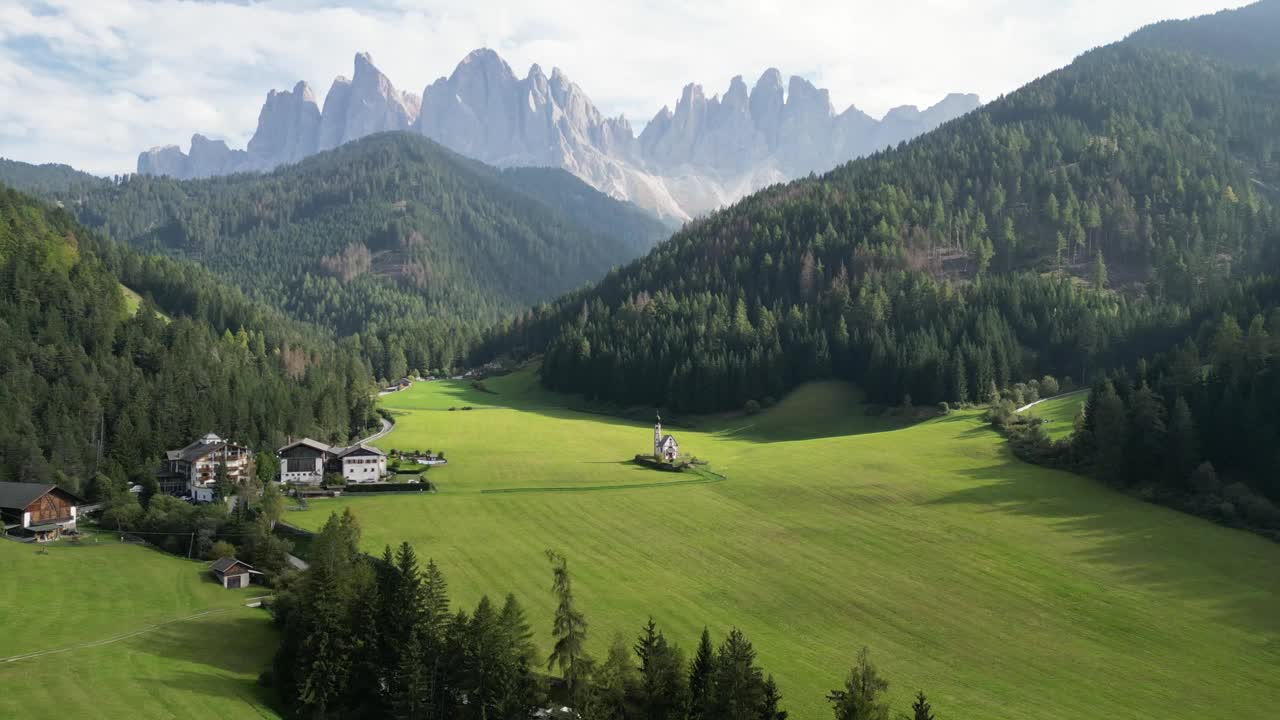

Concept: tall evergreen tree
[[827, 647, 890, 720], [688, 627, 717, 720], [911, 691, 935, 720], [633, 617, 689, 720], [546, 550, 589, 705]]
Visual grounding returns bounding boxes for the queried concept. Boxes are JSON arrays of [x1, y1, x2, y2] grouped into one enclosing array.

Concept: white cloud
[[0, 0, 1253, 175]]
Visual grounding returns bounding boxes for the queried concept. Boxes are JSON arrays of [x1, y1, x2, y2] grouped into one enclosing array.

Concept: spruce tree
[[546, 550, 589, 705], [634, 617, 689, 720], [827, 647, 890, 720], [911, 691, 935, 720], [688, 627, 716, 720], [708, 628, 766, 720]]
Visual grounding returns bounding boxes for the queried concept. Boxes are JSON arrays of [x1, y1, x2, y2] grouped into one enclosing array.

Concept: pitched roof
[[166, 433, 245, 463], [335, 443, 386, 459], [0, 482, 80, 510], [210, 556, 254, 574], [278, 438, 333, 455]]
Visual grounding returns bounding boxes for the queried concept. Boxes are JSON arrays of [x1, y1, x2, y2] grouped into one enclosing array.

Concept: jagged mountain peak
[[137, 46, 979, 221]]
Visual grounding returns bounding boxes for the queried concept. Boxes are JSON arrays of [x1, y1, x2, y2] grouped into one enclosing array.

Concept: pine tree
[[545, 550, 589, 705], [1092, 250, 1108, 290], [1091, 382, 1129, 486], [688, 627, 716, 720], [1166, 395, 1199, 488], [827, 647, 890, 720], [911, 691, 935, 720], [634, 617, 689, 720], [708, 628, 767, 720]]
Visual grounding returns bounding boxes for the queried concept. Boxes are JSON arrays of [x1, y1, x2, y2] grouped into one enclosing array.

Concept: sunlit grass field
[[288, 368, 1280, 719], [0, 536, 278, 719], [1021, 391, 1088, 441]]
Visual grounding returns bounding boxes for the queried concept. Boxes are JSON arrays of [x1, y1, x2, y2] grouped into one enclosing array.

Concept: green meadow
[[286, 369, 1280, 720], [1021, 391, 1088, 441], [0, 535, 278, 719]]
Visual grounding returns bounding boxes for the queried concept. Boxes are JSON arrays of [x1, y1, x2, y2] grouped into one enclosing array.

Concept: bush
[[937, 402, 950, 415], [1040, 375, 1060, 397], [210, 540, 236, 560], [744, 399, 761, 415], [1190, 462, 1219, 495], [322, 472, 346, 488], [1242, 494, 1280, 528]]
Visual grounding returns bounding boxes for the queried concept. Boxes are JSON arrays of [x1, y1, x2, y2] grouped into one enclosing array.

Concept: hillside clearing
[[1019, 391, 1088, 441], [0, 537, 278, 719]]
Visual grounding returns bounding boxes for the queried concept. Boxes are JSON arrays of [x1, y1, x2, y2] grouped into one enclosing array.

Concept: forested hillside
[[0, 184, 378, 492], [476, 5, 1280, 415], [1127, 0, 1280, 70], [0, 133, 669, 378], [997, 306, 1280, 537]]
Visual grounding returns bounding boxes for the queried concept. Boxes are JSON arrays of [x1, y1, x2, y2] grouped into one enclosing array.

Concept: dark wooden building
[[0, 482, 82, 542]]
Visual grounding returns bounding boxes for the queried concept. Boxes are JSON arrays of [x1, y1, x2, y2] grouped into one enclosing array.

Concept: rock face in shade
[[137, 49, 980, 221]]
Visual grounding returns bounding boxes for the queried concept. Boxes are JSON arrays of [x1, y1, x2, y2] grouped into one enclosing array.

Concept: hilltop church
[[654, 414, 679, 462]]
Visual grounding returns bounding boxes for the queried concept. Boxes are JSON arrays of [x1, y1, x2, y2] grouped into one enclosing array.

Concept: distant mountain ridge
[[137, 49, 979, 220]]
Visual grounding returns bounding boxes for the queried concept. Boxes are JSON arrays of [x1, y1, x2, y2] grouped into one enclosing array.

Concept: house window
[[286, 457, 313, 473]]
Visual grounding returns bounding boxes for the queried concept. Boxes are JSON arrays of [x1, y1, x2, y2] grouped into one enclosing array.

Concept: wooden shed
[[210, 557, 256, 589]]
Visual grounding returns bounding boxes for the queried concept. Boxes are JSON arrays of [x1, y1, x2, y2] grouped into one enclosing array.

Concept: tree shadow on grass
[[152, 670, 278, 716], [134, 613, 278, 676], [927, 454, 1280, 637]]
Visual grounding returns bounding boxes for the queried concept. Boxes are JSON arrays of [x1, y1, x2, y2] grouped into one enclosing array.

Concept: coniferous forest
[[0, 133, 670, 380], [0, 185, 377, 493]]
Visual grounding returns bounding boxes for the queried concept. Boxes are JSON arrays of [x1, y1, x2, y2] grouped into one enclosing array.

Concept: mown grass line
[[481, 469, 726, 495]]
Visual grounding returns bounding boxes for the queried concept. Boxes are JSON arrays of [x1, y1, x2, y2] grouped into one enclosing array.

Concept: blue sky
[[0, 0, 1253, 175]]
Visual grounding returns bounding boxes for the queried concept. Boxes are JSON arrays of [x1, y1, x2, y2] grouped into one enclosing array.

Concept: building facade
[[654, 414, 679, 462], [0, 483, 82, 542], [158, 433, 254, 502], [210, 557, 255, 589], [277, 439, 387, 485]]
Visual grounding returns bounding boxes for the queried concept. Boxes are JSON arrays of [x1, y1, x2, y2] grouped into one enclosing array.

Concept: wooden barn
[[0, 482, 83, 542]]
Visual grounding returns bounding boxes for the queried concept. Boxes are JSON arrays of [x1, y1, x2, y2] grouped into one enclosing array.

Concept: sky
[[0, 0, 1254, 176]]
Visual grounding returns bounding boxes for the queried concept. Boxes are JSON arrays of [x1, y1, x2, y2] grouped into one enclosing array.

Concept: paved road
[[357, 416, 394, 445]]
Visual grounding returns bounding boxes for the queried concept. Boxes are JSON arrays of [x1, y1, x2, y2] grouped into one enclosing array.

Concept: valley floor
[[283, 369, 1280, 719]]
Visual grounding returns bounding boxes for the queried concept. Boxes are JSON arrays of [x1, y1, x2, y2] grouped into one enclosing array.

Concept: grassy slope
[[0, 536, 278, 718], [288, 371, 1280, 719], [1021, 391, 1088, 441]]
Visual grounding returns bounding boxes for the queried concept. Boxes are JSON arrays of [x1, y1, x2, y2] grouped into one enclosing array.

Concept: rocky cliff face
[[138, 50, 980, 221], [248, 81, 321, 166], [138, 53, 418, 180]]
